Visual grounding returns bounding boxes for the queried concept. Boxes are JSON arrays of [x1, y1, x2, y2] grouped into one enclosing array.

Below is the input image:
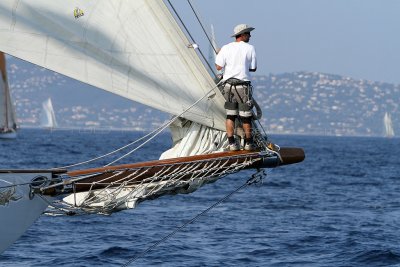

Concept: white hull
[[0, 172, 52, 254], [0, 129, 17, 139]]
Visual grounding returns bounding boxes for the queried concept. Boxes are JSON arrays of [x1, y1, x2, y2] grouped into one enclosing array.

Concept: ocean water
[[1, 129, 400, 266]]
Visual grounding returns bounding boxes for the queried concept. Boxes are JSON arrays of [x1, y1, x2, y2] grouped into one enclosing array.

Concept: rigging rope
[[166, 0, 216, 78], [44, 154, 260, 215], [187, 0, 217, 54], [0, 181, 32, 190], [52, 79, 223, 170], [120, 170, 266, 267], [53, 124, 171, 169], [104, 80, 223, 166], [50, 0, 227, 170], [46, 1, 276, 170], [53, 1, 258, 170], [172, 1, 277, 155], [182, 1, 278, 155]]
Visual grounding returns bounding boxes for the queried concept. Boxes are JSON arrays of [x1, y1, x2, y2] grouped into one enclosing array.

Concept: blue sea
[[1, 129, 400, 266]]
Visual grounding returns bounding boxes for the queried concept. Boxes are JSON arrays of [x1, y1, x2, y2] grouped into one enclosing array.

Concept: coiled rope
[[120, 170, 266, 267]]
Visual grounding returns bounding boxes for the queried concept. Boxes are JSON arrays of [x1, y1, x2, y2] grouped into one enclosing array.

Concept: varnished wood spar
[[62, 150, 266, 194], [43, 147, 304, 195], [68, 150, 263, 176], [278, 147, 305, 166]]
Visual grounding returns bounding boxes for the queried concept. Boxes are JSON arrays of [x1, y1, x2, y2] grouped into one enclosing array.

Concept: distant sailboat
[[208, 24, 218, 66], [0, 52, 17, 139], [40, 98, 58, 129], [383, 112, 395, 137]]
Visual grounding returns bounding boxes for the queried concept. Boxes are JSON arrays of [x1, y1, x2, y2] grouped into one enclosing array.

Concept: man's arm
[[215, 46, 225, 71]]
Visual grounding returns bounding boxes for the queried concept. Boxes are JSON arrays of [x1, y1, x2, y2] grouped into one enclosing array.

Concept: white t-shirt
[[215, 41, 257, 81]]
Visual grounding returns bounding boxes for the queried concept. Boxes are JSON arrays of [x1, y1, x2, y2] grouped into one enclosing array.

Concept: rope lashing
[[44, 156, 260, 215]]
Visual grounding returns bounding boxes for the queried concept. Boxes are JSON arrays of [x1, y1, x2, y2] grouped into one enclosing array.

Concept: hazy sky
[[173, 0, 400, 84]]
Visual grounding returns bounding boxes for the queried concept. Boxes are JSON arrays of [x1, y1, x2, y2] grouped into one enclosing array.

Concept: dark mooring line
[[120, 172, 264, 266]]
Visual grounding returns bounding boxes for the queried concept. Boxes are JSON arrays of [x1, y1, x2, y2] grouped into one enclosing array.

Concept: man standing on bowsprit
[[215, 24, 257, 151]]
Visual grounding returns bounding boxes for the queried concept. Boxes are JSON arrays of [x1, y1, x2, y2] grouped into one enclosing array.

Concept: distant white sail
[[383, 112, 395, 137], [0, 52, 17, 138], [0, 1, 226, 131], [40, 98, 57, 128], [208, 24, 218, 67]]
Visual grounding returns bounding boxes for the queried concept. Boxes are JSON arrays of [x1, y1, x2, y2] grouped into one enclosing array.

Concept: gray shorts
[[222, 81, 253, 117]]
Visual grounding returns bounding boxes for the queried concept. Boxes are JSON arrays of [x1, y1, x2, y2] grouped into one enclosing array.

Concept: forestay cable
[[166, 0, 216, 77], [187, 0, 217, 54]]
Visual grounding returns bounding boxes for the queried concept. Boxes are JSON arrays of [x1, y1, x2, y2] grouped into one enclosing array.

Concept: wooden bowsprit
[[39, 148, 305, 215]]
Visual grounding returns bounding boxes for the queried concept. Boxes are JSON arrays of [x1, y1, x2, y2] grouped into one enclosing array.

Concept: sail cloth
[[160, 119, 228, 159], [0, 0, 226, 131]]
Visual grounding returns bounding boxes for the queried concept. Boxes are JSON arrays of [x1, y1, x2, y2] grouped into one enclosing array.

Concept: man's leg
[[241, 117, 254, 150], [223, 84, 239, 150], [224, 101, 239, 149], [242, 119, 252, 140], [226, 115, 238, 150], [226, 117, 235, 138]]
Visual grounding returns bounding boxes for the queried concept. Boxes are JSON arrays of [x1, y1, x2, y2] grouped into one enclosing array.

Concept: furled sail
[[0, 1, 226, 131]]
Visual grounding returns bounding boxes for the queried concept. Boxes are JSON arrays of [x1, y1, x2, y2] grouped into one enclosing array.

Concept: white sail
[[384, 112, 395, 137], [0, 52, 17, 138], [40, 98, 58, 128], [0, 1, 226, 131], [208, 24, 218, 67]]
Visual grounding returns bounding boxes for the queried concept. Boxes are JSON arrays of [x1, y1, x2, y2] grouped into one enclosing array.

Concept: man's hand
[[216, 64, 223, 71]]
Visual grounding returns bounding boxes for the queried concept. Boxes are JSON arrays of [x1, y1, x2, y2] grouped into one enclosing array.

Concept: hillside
[[7, 57, 168, 130], [6, 57, 399, 136], [252, 73, 399, 136]]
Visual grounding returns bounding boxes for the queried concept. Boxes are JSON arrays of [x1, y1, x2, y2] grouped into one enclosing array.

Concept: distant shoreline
[[15, 127, 398, 139]]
